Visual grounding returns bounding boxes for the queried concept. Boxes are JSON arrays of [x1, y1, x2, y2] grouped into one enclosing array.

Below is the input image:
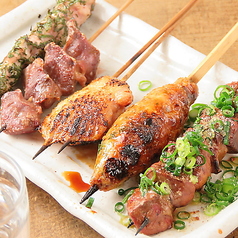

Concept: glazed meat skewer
[[126, 80, 238, 235], [0, 0, 135, 135], [80, 21, 238, 204], [33, 0, 199, 159]]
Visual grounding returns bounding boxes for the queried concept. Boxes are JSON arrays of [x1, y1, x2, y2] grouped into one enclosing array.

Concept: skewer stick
[[113, 0, 200, 79], [188, 22, 238, 83], [88, 0, 135, 43]]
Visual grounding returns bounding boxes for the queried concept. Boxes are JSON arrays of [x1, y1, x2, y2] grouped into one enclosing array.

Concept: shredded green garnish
[[160, 131, 211, 177], [195, 158, 238, 216], [138, 80, 152, 91], [174, 220, 185, 230], [139, 167, 171, 196], [176, 211, 190, 220], [85, 197, 95, 209]]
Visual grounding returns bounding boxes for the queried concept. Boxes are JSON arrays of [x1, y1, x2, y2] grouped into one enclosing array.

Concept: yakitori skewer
[[129, 82, 238, 236], [80, 21, 238, 205], [32, 0, 199, 159], [0, 0, 95, 95], [88, 0, 135, 43], [0, 0, 135, 135]]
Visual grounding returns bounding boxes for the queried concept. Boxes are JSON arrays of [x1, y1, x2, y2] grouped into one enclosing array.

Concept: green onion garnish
[[230, 157, 238, 165], [174, 220, 185, 230], [85, 197, 95, 209], [220, 160, 233, 169], [115, 202, 125, 213], [177, 211, 190, 220], [138, 80, 152, 91]]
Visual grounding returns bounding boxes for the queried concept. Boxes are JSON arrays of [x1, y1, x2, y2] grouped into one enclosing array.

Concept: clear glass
[[0, 151, 30, 238]]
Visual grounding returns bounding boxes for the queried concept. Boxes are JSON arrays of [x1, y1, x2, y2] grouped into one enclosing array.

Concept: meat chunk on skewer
[[36, 76, 133, 156], [23, 58, 62, 109], [128, 190, 174, 235], [0, 89, 42, 135], [87, 77, 198, 193], [63, 20, 100, 84], [44, 42, 86, 96], [0, 0, 96, 95], [126, 82, 238, 235]]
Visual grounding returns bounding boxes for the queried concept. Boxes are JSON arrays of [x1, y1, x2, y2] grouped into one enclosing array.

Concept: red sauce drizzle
[[63, 171, 90, 193]]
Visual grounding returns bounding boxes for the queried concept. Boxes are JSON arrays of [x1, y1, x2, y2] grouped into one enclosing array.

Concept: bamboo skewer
[[32, 0, 199, 160], [79, 21, 238, 206], [188, 22, 238, 83], [88, 0, 135, 43], [114, 0, 200, 80]]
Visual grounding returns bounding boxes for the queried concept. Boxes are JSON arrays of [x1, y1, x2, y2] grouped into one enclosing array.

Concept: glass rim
[[0, 151, 27, 223]]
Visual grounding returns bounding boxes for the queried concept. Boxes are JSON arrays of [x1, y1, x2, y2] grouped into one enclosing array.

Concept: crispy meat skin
[[90, 77, 198, 191], [40, 76, 133, 146], [126, 82, 238, 235]]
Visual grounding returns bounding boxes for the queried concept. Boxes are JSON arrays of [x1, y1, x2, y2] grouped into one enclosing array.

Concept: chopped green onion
[[222, 169, 236, 178], [193, 191, 201, 202], [122, 190, 134, 204], [115, 202, 125, 213], [174, 220, 185, 230], [213, 85, 235, 101], [211, 119, 224, 132], [177, 211, 190, 220], [230, 157, 238, 165], [185, 157, 196, 169], [221, 105, 235, 117], [118, 187, 137, 196], [138, 80, 152, 91], [220, 160, 233, 169], [204, 203, 221, 216], [223, 120, 231, 145], [159, 182, 171, 195], [85, 197, 95, 209]]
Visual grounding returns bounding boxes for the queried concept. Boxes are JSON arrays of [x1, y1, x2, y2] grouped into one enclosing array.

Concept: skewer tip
[[135, 217, 150, 236], [0, 125, 7, 133], [127, 220, 134, 228], [58, 141, 71, 154], [80, 184, 99, 204], [32, 144, 50, 160]]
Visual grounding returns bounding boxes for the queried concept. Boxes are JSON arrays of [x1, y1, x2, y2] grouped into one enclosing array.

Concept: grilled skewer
[[33, 0, 199, 158], [0, 0, 96, 95], [126, 81, 238, 235], [0, 0, 135, 135], [80, 22, 238, 203]]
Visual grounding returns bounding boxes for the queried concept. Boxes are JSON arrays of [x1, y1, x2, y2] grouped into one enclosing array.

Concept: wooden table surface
[[0, 0, 238, 237]]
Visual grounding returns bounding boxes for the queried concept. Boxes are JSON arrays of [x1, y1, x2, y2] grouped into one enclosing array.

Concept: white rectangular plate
[[0, 0, 238, 237]]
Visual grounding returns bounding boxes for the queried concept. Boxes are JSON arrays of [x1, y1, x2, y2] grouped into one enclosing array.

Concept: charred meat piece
[[0, 89, 42, 135], [38, 76, 133, 150], [126, 131, 227, 235], [88, 77, 198, 192], [23, 58, 62, 109], [64, 20, 100, 84], [44, 42, 86, 95], [0, 0, 96, 95], [126, 83, 238, 235]]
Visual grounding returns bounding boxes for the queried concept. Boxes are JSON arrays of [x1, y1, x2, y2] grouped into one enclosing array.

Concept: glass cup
[[0, 151, 30, 238]]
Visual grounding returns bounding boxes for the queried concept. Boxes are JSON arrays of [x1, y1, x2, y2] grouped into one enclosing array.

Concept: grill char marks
[[90, 77, 199, 191], [39, 76, 133, 148]]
